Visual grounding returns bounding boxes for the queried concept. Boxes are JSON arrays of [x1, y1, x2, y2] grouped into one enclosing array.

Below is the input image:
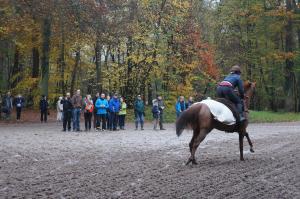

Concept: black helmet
[[230, 65, 241, 73]]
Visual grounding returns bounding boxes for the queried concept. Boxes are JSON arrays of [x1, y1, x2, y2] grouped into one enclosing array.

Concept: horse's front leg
[[239, 133, 245, 161], [245, 132, 254, 153]]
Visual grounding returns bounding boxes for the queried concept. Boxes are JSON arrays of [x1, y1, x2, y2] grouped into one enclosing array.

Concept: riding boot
[[237, 104, 245, 121]]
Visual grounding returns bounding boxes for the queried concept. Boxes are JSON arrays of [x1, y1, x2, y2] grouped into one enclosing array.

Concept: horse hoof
[[240, 158, 245, 161], [250, 148, 255, 153], [186, 159, 192, 165], [192, 160, 198, 165]]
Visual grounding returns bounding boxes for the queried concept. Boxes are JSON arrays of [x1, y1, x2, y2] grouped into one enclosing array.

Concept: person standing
[[109, 93, 120, 131], [3, 92, 13, 119], [83, 94, 94, 131], [175, 96, 186, 118], [71, 89, 83, 132], [157, 95, 166, 130], [134, 95, 145, 130], [106, 95, 112, 130], [118, 97, 127, 130], [14, 94, 25, 121], [186, 96, 194, 109], [95, 93, 109, 131], [56, 96, 63, 122], [61, 93, 73, 132], [152, 99, 160, 130], [40, 95, 48, 123], [92, 92, 100, 129]]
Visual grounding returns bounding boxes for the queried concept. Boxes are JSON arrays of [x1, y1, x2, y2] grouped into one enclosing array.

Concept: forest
[[0, 0, 299, 111]]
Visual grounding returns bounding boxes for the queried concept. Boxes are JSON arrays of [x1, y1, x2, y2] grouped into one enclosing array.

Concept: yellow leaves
[[265, 52, 296, 62]]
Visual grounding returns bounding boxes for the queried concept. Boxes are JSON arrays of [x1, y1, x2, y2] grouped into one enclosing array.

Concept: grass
[[249, 111, 300, 123], [127, 107, 300, 123]]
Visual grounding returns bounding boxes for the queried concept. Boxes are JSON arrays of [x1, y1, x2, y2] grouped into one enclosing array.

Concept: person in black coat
[[40, 95, 48, 123], [61, 93, 73, 131], [14, 94, 25, 120], [92, 92, 100, 129]]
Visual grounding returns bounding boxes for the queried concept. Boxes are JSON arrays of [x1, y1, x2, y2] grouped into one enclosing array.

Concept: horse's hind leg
[[239, 133, 245, 161], [189, 132, 197, 153], [245, 132, 254, 153], [187, 128, 209, 165], [186, 131, 197, 165]]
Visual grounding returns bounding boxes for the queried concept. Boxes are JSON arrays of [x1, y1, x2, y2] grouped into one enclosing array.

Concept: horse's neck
[[244, 88, 253, 112]]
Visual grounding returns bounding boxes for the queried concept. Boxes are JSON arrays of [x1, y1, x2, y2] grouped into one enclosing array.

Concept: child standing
[[152, 99, 160, 130], [118, 97, 127, 130]]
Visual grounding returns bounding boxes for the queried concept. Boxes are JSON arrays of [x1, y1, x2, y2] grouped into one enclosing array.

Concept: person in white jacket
[[56, 96, 63, 121]]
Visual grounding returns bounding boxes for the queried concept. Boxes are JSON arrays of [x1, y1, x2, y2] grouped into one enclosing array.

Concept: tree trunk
[[58, 14, 66, 95], [41, 16, 51, 96], [70, 49, 80, 96], [125, 36, 134, 107], [11, 46, 20, 89], [95, 39, 102, 92], [32, 47, 39, 78], [284, 0, 296, 111]]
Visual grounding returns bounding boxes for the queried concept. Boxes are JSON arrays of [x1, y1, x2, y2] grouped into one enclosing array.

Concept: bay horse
[[176, 81, 256, 165]]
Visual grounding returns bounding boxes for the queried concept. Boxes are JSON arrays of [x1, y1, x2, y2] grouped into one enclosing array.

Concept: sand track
[[0, 122, 299, 198]]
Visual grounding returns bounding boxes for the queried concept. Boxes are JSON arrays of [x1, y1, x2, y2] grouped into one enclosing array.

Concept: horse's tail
[[176, 103, 202, 137]]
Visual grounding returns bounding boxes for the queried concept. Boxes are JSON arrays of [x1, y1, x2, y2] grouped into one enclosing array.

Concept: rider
[[217, 65, 245, 122]]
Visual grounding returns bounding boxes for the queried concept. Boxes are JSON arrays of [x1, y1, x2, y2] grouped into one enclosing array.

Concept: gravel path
[[0, 122, 299, 198]]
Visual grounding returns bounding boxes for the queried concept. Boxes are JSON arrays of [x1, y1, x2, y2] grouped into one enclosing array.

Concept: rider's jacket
[[222, 73, 244, 99]]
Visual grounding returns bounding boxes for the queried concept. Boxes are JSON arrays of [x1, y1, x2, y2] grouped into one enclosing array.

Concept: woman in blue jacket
[[95, 93, 109, 131], [175, 96, 186, 118], [109, 93, 120, 131]]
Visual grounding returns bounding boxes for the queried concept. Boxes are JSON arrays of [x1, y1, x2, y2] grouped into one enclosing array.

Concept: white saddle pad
[[195, 99, 236, 125]]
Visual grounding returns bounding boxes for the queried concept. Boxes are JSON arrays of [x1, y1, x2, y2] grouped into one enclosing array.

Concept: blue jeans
[[73, 108, 81, 131], [135, 112, 144, 129]]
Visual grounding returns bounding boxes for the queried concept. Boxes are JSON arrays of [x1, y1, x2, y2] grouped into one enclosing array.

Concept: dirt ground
[[0, 121, 299, 199]]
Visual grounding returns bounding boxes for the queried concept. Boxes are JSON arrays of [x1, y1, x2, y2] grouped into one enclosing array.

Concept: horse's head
[[244, 80, 256, 110]]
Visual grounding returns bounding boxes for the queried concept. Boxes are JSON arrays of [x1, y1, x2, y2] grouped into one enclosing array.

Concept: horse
[[176, 81, 256, 165]]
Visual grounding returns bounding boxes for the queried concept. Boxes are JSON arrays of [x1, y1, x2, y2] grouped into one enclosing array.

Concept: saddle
[[215, 98, 240, 123], [198, 98, 236, 125]]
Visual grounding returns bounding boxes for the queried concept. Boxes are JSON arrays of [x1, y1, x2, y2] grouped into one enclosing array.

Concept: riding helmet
[[230, 65, 241, 73]]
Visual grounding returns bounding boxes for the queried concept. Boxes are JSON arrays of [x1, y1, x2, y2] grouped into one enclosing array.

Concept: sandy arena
[[0, 122, 299, 198]]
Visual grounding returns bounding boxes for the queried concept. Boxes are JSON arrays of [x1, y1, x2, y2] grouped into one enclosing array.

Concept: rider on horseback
[[217, 65, 245, 122]]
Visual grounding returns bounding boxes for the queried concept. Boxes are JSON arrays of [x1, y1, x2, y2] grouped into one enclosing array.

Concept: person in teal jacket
[[175, 96, 186, 118], [134, 95, 145, 130], [95, 93, 109, 130]]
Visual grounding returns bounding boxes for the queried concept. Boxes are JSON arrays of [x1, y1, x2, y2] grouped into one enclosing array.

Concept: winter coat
[[95, 98, 109, 115], [134, 99, 145, 113], [3, 96, 13, 110], [158, 99, 165, 114], [57, 100, 63, 112], [14, 97, 25, 108], [109, 98, 120, 113], [92, 96, 99, 113], [61, 98, 73, 112], [223, 73, 244, 99], [40, 99, 48, 111], [175, 100, 186, 114], [119, 102, 127, 115], [84, 98, 94, 113], [71, 94, 83, 108], [186, 100, 194, 109], [152, 105, 160, 118]]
